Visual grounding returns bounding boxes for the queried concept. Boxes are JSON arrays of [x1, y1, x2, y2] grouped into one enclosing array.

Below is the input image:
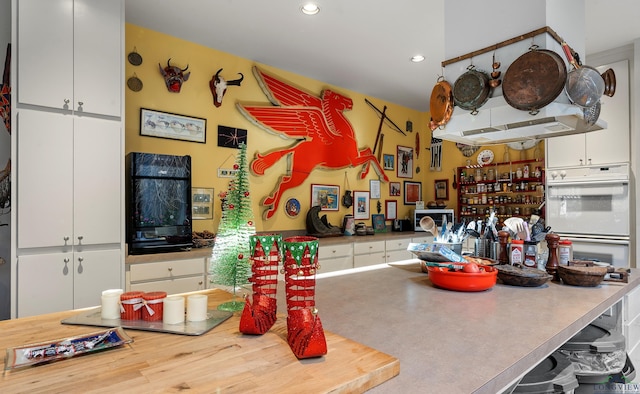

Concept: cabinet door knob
[[198, 281, 203, 286], [78, 257, 84, 263], [77, 235, 83, 241], [64, 99, 70, 104], [168, 267, 173, 272]]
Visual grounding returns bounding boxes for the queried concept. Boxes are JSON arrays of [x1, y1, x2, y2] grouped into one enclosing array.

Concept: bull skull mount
[[209, 68, 244, 107], [158, 58, 190, 93]]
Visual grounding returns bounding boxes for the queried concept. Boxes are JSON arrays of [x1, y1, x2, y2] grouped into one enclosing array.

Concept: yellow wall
[[125, 23, 543, 233]]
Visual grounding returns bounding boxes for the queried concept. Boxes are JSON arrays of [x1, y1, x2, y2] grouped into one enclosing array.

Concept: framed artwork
[[383, 154, 394, 170], [217, 125, 247, 149], [403, 181, 422, 205], [396, 145, 414, 178], [435, 179, 449, 200], [389, 182, 401, 196], [372, 214, 386, 232], [385, 200, 397, 220], [369, 179, 381, 199], [353, 191, 370, 220], [140, 108, 206, 143], [311, 184, 340, 211], [192, 188, 214, 220]]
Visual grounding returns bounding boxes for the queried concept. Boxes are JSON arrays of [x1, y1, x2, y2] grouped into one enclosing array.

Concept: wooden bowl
[[495, 264, 552, 287], [557, 264, 608, 287], [426, 265, 497, 292]]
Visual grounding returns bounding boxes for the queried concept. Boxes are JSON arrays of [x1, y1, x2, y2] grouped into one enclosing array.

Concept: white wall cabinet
[[127, 258, 206, 295], [17, 249, 121, 317], [546, 59, 629, 168], [17, 0, 122, 117], [17, 110, 121, 249], [12, 0, 124, 318]]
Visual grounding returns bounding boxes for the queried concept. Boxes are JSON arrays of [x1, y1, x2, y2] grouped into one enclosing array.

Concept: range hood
[[432, 95, 607, 146]]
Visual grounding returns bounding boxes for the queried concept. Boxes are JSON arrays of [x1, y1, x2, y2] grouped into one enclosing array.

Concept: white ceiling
[[125, 0, 640, 112]]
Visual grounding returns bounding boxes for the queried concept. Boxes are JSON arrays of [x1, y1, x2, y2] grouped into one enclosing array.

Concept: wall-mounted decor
[[385, 200, 397, 220], [192, 187, 214, 220], [430, 137, 443, 171], [217, 125, 247, 149], [140, 108, 206, 143], [284, 197, 301, 218], [372, 214, 386, 232], [369, 179, 381, 199], [210, 68, 244, 107], [383, 154, 394, 170], [435, 179, 449, 200], [389, 182, 401, 196], [397, 145, 413, 178], [353, 191, 370, 220], [403, 181, 422, 205], [239, 66, 388, 220], [158, 58, 190, 93], [311, 184, 340, 211]]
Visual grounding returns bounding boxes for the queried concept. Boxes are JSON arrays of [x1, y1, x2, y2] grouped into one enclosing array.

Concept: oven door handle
[[547, 180, 628, 187], [562, 236, 630, 246]]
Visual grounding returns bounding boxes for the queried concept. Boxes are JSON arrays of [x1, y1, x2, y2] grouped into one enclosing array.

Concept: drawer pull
[[168, 267, 173, 272]]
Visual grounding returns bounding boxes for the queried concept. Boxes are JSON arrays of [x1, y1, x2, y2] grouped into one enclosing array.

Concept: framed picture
[[192, 188, 214, 220], [385, 200, 397, 220], [396, 145, 414, 178], [217, 125, 247, 149], [404, 181, 422, 205], [353, 191, 370, 220], [389, 182, 401, 196], [383, 154, 394, 171], [311, 184, 340, 211], [435, 179, 449, 200], [140, 108, 206, 143], [372, 214, 386, 232], [369, 179, 381, 199]]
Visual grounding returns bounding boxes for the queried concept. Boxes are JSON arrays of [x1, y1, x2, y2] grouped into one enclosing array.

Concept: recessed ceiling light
[[411, 55, 425, 63], [301, 3, 320, 15]]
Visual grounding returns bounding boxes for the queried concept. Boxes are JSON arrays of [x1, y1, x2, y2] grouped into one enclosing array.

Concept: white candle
[[101, 289, 123, 320], [163, 296, 185, 325], [186, 294, 208, 322]]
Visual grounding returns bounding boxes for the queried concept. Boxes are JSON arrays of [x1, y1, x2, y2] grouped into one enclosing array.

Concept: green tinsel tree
[[210, 143, 256, 311]]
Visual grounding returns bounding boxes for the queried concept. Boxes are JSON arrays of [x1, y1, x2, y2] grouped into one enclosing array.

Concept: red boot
[[283, 236, 327, 359], [239, 234, 282, 335]]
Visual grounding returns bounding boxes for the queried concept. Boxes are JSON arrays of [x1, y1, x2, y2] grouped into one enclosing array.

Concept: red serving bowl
[[426, 265, 498, 292]]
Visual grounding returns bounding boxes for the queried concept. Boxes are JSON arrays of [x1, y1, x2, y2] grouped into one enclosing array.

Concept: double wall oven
[[546, 164, 630, 267]]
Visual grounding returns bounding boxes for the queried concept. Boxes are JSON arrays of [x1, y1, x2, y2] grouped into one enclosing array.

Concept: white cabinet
[[624, 284, 640, 368], [546, 59, 629, 168], [17, 249, 121, 317], [17, 110, 121, 249], [128, 258, 206, 295], [318, 243, 353, 273], [385, 238, 413, 262], [353, 241, 386, 268], [17, 0, 122, 117]]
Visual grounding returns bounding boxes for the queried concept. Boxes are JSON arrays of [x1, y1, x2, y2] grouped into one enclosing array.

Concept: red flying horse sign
[[238, 67, 388, 220]]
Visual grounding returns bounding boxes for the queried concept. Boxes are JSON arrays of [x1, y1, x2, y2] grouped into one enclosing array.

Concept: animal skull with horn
[[209, 68, 244, 107], [158, 58, 190, 93]]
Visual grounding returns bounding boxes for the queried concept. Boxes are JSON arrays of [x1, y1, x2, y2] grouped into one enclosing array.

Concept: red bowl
[[426, 265, 498, 292]]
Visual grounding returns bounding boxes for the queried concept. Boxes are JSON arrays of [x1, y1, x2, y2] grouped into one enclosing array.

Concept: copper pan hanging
[[502, 45, 567, 115], [453, 65, 491, 115], [601, 68, 616, 97], [429, 76, 454, 131]]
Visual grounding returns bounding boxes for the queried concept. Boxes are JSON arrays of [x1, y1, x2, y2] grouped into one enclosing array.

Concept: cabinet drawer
[[130, 276, 205, 295], [320, 256, 353, 273], [130, 258, 205, 282], [412, 236, 434, 245], [386, 249, 413, 263], [354, 252, 385, 268], [385, 238, 411, 252], [319, 243, 353, 259], [354, 241, 385, 255]]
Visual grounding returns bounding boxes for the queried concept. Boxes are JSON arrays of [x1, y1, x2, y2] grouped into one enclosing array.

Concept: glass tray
[[5, 327, 132, 370], [61, 307, 233, 336]]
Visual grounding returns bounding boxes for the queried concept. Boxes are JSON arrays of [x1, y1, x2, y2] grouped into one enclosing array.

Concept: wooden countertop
[[0, 289, 399, 393]]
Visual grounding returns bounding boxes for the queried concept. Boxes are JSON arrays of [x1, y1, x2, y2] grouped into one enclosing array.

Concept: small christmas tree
[[210, 142, 256, 311]]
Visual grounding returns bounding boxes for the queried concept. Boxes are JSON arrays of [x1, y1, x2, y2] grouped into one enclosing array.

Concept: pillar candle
[[186, 294, 208, 322], [163, 296, 185, 325], [101, 289, 123, 320]]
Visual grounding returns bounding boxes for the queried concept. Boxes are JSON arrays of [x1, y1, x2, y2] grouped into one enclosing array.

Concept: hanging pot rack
[[441, 26, 566, 68]]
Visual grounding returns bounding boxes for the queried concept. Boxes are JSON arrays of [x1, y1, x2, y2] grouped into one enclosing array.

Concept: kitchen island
[[1, 261, 638, 393]]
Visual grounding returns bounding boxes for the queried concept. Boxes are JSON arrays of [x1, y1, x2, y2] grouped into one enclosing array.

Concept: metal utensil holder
[[474, 239, 490, 257]]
